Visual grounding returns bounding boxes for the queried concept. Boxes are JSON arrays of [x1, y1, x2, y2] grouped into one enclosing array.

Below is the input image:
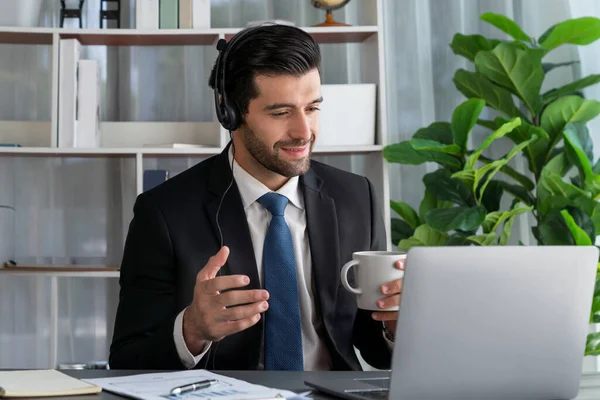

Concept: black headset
[[213, 24, 276, 132]]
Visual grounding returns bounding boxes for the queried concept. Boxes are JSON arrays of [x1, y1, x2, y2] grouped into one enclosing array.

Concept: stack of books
[[136, 0, 211, 29]]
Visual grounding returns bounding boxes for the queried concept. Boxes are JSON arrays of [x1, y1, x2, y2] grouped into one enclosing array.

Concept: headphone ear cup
[[222, 98, 240, 131]]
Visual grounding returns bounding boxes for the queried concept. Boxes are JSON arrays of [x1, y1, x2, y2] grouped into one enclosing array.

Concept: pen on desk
[[169, 379, 218, 396]]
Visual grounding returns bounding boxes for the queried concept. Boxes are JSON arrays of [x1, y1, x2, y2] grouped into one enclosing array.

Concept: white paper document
[[83, 370, 299, 400]]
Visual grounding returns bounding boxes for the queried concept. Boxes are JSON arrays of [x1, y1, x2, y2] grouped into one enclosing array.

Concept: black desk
[[62, 370, 386, 400]]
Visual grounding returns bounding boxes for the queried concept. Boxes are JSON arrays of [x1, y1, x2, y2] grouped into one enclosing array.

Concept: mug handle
[[341, 260, 362, 295]]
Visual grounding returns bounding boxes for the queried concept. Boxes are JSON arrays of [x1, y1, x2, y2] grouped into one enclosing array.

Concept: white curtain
[[0, 0, 597, 369]]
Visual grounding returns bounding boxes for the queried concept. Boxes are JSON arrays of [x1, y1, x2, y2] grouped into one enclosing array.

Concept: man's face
[[240, 68, 322, 178]]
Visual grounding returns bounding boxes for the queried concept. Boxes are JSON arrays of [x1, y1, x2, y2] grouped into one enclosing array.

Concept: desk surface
[[44, 369, 600, 400], [61, 370, 383, 400]]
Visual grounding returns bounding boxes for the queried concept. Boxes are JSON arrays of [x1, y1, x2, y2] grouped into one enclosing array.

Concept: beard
[[241, 125, 315, 178]]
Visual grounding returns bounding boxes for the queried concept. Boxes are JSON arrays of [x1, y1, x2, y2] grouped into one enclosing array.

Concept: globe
[[312, 0, 350, 8], [311, 0, 351, 27]]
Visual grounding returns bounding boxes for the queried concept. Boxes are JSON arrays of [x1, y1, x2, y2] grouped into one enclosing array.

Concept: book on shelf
[[159, 0, 179, 29], [179, 0, 193, 29], [76, 60, 101, 148], [136, 0, 210, 29], [143, 169, 169, 192], [58, 39, 80, 148], [59, 38, 102, 149], [136, 0, 159, 29]]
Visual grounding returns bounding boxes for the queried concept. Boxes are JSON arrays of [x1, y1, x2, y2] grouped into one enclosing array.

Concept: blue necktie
[[258, 192, 304, 371]]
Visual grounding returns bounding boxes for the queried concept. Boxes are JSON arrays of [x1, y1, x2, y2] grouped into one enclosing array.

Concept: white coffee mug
[[340, 251, 406, 311]]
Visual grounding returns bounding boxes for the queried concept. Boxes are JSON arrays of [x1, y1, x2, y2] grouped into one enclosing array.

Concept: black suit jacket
[[109, 146, 392, 371]]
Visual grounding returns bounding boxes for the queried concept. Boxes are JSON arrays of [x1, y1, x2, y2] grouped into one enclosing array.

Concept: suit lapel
[[205, 146, 260, 290], [301, 169, 341, 338]]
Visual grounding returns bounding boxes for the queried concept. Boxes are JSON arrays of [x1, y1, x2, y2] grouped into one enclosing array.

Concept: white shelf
[[0, 26, 379, 46], [0, 145, 384, 157], [0, 270, 120, 278]]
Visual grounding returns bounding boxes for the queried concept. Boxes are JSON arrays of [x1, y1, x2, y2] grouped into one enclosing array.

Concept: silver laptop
[[305, 246, 598, 400]]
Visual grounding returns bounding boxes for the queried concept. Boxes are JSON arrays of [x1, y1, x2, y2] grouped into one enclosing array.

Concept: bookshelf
[[0, 0, 389, 369]]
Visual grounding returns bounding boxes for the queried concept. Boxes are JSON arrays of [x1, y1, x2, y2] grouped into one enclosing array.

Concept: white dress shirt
[[173, 149, 333, 370]]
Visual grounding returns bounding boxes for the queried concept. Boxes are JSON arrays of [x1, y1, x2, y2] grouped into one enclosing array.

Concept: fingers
[[203, 274, 251, 294], [372, 310, 398, 321], [395, 259, 405, 270], [377, 294, 400, 310], [217, 289, 269, 308], [198, 246, 230, 281], [217, 300, 269, 323], [381, 278, 403, 295], [217, 313, 263, 338]]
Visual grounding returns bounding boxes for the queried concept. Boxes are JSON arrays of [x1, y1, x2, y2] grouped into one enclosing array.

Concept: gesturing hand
[[183, 246, 269, 355]]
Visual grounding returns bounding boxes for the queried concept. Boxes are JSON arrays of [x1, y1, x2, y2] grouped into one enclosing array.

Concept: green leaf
[[467, 117, 522, 169], [411, 140, 462, 155], [537, 96, 600, 168], [585, 332, 600, 356], [423, 169, 474, 206], [477, 119, 498, 131], [424, 206, 487, 232], [467, 233, 498, 246], [449, 33, 501, 62], [475, 134, 539, 202], [543, 152, 572, 177], [475, 43, 544, 114], [591, 295, 600, 324], [542, 61, 580, 74], [542, 75, 600, 105], [390, 201, 421, 229], [413, 122, 453, 145], [538, 210, 577, 245], [541, 96, 600, 138], [383, 140, 462, 169], [398, 238, 424, 251], [564, 122, 594, 186], [451, 169, 476, 190], [483, 205, 534, 234], [413, 224, 450, 246], [595, 158, 600, 175], [391, 218, 414, 246], [561, 209, 593, 246], [539, 17, 600, 51], [453, 69, 526, 119], [537, 171, 600, 233], [499, 182, 535, 205], [478, 154, 535, 190], [480, 180, 504, 212], [451, 98, 486, 150], [491, 117, 550, 175], [480, 12, 532, 42], [499, 204, 530, 245], [398, 225, 450, 251], [447, 233, 472, 246], [419, 189, 438, 222]]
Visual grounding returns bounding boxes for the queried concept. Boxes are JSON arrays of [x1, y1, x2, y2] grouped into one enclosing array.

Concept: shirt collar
[[228, 147, 304, 211]]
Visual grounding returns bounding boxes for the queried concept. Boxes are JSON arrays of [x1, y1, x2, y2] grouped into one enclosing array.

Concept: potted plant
[[383, 13, 600, 355]]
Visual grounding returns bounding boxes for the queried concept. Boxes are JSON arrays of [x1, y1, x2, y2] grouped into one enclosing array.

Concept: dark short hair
[[208, 24, 322, 119]]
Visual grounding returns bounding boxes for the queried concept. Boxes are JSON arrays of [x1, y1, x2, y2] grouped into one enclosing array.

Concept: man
[[109, 24, 403, 371]]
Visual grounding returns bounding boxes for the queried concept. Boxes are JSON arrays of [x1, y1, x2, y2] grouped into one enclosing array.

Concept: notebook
[[0, 370, 101, 398]]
